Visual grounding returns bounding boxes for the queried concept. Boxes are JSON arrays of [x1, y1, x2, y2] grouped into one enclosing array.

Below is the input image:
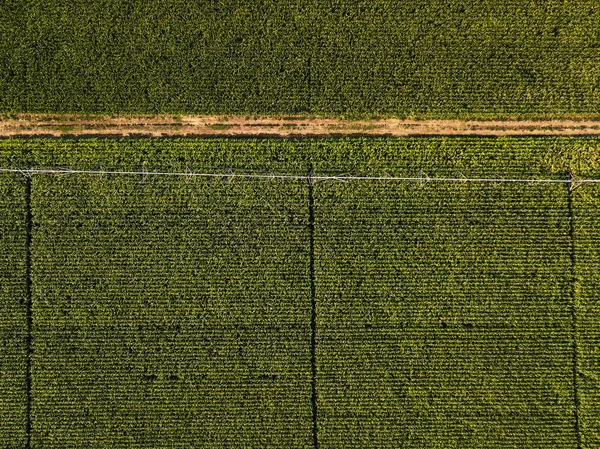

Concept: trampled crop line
[[307, 166, 319, 449], [1, 167, 600, 184]]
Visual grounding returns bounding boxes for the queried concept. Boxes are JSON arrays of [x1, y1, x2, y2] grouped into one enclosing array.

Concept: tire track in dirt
[[2, 114, 600, 137]]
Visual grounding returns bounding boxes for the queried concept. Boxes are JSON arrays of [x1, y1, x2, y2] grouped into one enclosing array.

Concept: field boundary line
[[2, 168, 600, 185], [567, 172, 583, 449]]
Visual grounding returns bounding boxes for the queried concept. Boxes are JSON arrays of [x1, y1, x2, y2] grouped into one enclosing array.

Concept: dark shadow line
[[567, 171, 582, 449], [307, 165, 319, 449]]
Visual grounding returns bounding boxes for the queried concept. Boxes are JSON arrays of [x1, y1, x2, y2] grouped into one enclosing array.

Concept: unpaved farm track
[[3, 115, 600, 137]]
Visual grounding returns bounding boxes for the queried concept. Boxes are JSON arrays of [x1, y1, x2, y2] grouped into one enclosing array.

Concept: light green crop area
[[28, 146, 313, 447], [572, 186, 600, 449], [0, 137, 599, 448], [313, 180, 575, 447]]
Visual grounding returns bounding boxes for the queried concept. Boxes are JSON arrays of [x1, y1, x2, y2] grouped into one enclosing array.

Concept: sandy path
[[2, 114, 600, 137]]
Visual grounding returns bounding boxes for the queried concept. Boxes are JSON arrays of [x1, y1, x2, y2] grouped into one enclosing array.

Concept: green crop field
[[31, 177, 313, 447], [572, 186, 600, 449], [26, 140, 315, 447], [1, 1, 600, 117], [1, 137, 600, 447], [315, 180, 575, 448], [0, 149, 28, 447]]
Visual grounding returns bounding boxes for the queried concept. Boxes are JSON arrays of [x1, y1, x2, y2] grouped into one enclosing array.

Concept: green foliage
[[29, 162, 313, 445], [308, 0, 600, 118], [1, 1, 600, 117], [0, 137, 600, 447], [572, 186, 600, 449], [23, 138, 313, 175], [314, 180, 576, 448], [3, 135, 600, 178], [0, 169, 28, 445], [0, 0, 28, 112], [14, 0, 312, 114]]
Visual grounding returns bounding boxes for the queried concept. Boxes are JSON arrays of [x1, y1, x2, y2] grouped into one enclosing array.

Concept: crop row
[[4, 136, 600, 178]]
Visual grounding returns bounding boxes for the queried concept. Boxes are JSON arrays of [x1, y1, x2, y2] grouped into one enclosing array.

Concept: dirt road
[[2, 114, 600, 137]]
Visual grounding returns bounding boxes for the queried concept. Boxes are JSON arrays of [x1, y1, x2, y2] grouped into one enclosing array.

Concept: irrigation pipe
[[0, 167, 598, 184]]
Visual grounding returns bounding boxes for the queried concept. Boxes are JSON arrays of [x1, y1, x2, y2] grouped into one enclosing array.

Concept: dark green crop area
[[1, 137, 600, 448], [1, 1, 600, 117]]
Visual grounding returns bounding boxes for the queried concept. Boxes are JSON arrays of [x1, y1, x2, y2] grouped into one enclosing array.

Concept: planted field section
[[0, 0, 27, 112], [2, 136, 600, 447], [2, 1, 600, 116], [572, 186, 600, 449], [17, 0, 312, 114], [313, 180, 577, 448], [0, 171, 28, 443], [309, 0, 600, 118], [30, 173, 313, 447]]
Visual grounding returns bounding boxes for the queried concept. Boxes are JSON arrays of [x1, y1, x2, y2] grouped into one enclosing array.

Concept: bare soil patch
[[2, 114, 600, 137]]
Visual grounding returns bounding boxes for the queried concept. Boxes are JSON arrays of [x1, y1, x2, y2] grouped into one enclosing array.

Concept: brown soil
[[2, 114, 600, 137]]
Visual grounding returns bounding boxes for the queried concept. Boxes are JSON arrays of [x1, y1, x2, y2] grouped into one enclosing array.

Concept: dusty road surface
[[2, 114, 600, 137]]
